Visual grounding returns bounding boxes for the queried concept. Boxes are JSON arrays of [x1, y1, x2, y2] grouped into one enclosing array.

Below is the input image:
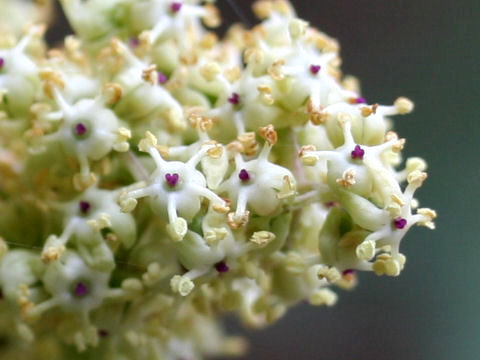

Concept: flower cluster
[[0, 0, 436, 359]]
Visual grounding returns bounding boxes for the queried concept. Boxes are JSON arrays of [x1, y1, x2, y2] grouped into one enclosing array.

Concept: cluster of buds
[[0, 0, 435, 359]]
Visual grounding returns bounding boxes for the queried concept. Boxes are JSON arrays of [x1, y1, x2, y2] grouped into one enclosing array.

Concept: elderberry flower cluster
[[0, 0, 436, 359]]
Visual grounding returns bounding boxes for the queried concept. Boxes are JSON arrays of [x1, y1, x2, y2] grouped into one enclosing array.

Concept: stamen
[[79, 201, 91, 214], [215, 261, 229, 273], [351, 145, 365, 160], [165, 173, 180, 187], [74, 282, 89, 297], [228, 92, 241, 105], [171, 2, 183, 13], [394, 217, 407, 229], [238, 169, 250, 182], [310, 64, 321, 74]]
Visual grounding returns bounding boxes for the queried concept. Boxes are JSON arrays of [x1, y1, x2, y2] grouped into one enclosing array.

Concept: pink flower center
[[351, 145, 365, 160], [238, 169, 250, 182], [215, 261, 229, 273], [74, 282, 89, 297], [228, 92, 241, 105], [394, 217, 407, 229], [165, 173, 180, 187], [171, 2, 182, 13], [310, 64, 321, 74]]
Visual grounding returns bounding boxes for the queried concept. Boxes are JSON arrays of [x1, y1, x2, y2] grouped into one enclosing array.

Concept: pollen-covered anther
[[259, 124, 278, 146], [87, 213, 112, 232], [253, 1, 274, 18], [118, 192, 138, 213], [317, 267, 341, 283], [113, 127, 132, 152], [250, 231, 276, 247], [257, 84, 275, 105], [309, 288, 338, 307], [200, 32, 218, 49], [356, 240, 376, 261], [142, 65, 158, 85], [40, 69, 65, 99], [206, 143, 223, 159], [237, 132, 259, 156], [394, 97, 415, 114], [138, 131, 157, 152], [289, 18, 309, 38], [170, 275, 194, 296], [212, 203, 230, 214], [166, 217, 188, 242], [188, 113, 213, 132], [336, 169, 356, 188], [203, 4, 221, 28], [227, 211, 250, 229], [277, 175, 296, 199], [407, 170, 428, 187], [360, 104, 379, 117], [200, 62, 221, 81], [103, 83, 123, 105], [224, 66, 242, 83], [73, 173, 97, 191], [392, 138, 406, 153], [267, 59, 286, 81], [205, 228, 228, 245], [299, 145, 318, 165], [417, 208, 437, 229]]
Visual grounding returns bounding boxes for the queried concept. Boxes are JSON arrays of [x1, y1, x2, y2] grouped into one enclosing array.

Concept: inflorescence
[[0, 1, 436, 359]]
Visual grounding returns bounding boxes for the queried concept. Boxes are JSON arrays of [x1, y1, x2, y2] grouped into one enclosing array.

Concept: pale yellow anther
[[121, 278, 143, 294], [200, 62, 221, 81], [189, 113, 213, 132], [103, 83, 123, 104], [274, 0, 292, 15], [355, 240, 376, 261], [317, 267, 341, 283], [391, 194, 406, 206], [142, 262, 163, 286], [385, 131, 399, 142], [166, 217, 188, 242], [267, 59, 285, 81], [87, 213, 112, 231], [406, 157, 427, 172], [113, 127, 131, 152], [342, 75, 360, 93], [277, 175, 296, 199], [244, 48, 264, 65], [285, 252, 306, 275], [165, 108, 187, 132], [118, 193, 138, 213], [407, 170, 428, 187], [392, 138, 406, 153], [200, 32, 218, 49], [289, 19, 309, 39], [41, 244, 66, 263], [361, 103, 379, 117], [257, 85, 275, 105], [207, 143, 224, 159], [73, 172, 97, 191], [259, 124, 278, 146], [0, 237, 8, 258], [299, 145, 318, 166], [138, 131, 157, 152], [417, 208, 437, 219], [227, 211, 250, 229], [384, 259, 401, 276], [394, 97, 414, 114], [224, 66, 242, 83], [205, 227, 228, 246], [170, 275, 195, 296], [336, 168, 356, 188], [250, 231, 276, 247], [142, 64, 158, 85], [237, 132, 259, 156], [203, 4, 221, 27], [309, 288, 338, 307], [373, 259, 386, 276], [253, 1, 274, 18], [212, 203, 230, 214]]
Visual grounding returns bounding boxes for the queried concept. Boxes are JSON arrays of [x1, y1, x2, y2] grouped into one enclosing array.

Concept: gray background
[[48, 1, 479, 359]]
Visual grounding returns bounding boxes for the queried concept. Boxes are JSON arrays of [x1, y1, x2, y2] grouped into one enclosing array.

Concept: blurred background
[[46, 0, 479, 359]]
